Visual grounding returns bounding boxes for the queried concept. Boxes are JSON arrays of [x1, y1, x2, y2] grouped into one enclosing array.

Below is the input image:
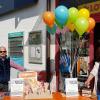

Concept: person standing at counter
[[60, 49, 71, 77], [60, 49, 71, 92], [0, 46, 25, 92], [85, 45, 100, 96]]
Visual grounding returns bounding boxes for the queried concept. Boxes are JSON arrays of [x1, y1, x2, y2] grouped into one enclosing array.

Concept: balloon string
[[59, 33, 62, 50]]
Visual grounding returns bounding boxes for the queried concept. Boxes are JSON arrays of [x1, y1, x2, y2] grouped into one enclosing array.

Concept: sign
[[29, 31, 42, 64], [65, 78, 79, 97], [18, 71, 37, 79], [0, 0, 38, 15], [8, 32, 24, 66], [57, 0, 96, 8], [9, 78, 24, 96], [8, 32, 23, 38], [78, 1, 100, 14]]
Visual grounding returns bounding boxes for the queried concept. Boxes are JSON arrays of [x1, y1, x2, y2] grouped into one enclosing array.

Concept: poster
[[35, 46, 41, 58], [28, 31, 42, 64], [77, 56, 89, 76], [65, 78, 79, 97], [30, 47, 36, 57], [8, 32, 24, 66]]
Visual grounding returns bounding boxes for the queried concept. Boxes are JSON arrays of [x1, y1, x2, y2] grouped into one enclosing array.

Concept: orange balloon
[[43, 11, 55, 28], [87, 17, 96, 33], [66, 19, 75, 32], [67, 22, 75, 32]]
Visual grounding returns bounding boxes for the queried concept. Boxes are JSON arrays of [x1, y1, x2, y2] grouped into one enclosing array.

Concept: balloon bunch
[[43, 6, 96, 36]]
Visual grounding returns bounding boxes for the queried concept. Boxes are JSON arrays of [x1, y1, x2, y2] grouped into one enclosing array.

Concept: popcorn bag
[[18, 71, 52, 99]]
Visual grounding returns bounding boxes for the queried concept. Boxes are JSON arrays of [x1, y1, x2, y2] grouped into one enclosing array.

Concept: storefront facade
[[0, 0, 99, 92], [78, 0, 100, 69], [55, 0, 100, 91]]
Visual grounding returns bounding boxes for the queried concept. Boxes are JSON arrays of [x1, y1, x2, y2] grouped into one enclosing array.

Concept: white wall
[[0, 0, 47, 78]]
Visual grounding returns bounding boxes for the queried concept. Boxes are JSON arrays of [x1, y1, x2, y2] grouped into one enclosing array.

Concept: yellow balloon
[[78, 8, 90, 19], [75, 17, 89, 36]]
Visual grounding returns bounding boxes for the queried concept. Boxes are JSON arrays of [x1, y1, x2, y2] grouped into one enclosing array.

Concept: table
[[3, 92, 97, 100]]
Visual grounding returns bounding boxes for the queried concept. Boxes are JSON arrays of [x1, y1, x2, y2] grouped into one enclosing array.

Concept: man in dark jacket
[[0, 46, 25, 92]]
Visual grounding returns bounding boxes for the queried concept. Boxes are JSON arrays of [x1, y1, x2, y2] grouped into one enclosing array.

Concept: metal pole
[[46, 0, 51, 82]]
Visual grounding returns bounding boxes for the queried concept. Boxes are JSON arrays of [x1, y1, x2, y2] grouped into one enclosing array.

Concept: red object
[[37, 71, 47, 81], [91, 13, 100, 23]]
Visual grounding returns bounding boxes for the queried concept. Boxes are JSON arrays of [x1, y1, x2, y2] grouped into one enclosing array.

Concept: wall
[[0, 0, 47, 78]]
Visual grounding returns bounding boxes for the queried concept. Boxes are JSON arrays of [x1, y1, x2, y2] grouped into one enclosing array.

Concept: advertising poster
[[8, 32, 24, 66], [77, 56, 89, 76]]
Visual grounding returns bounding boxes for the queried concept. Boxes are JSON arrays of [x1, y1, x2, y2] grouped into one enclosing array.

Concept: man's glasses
[[0, 51, 6, 53]]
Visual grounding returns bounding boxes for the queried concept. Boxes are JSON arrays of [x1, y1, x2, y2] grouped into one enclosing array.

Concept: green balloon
[[68, 7, 78, 23], [55, 19, 63, 29], [47, 24, 57, 35], [75, 17, 89, 36]]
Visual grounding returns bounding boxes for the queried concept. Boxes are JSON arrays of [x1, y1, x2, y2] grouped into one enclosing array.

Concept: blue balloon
[[55, 5, 69, 27], [47, 24, 57, 35]]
